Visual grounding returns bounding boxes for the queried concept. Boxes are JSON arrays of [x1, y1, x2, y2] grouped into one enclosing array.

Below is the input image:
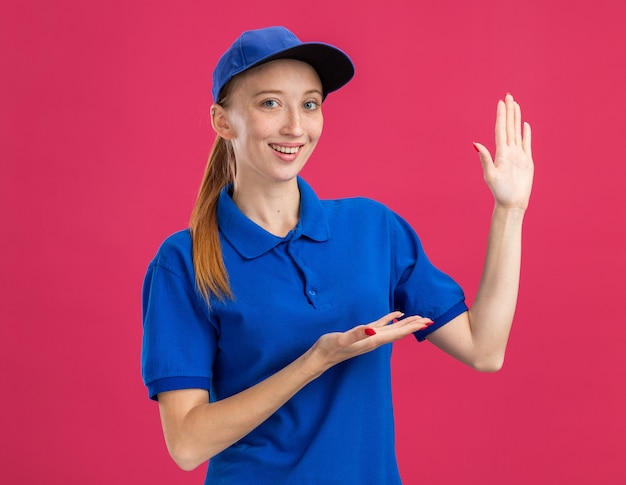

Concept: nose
[[280, 107, 304, 137]]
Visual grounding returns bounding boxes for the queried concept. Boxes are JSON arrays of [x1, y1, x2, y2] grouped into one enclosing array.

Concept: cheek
[[309, 116, 324, 142], [232, 118, 271, 149], [245, 116, 276, 141]]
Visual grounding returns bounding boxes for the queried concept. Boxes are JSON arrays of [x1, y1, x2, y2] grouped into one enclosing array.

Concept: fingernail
[[473, 142, 480, 152], [424, 320, 434, 327], [364, 328, 377, 336], [392, 318, 399, 324]]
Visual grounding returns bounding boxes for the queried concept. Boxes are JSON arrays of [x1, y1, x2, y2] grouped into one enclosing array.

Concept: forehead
[[234, 59, 322, 94]]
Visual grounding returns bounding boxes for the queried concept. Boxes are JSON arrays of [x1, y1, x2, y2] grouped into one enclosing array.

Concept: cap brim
[[247, 43, 355, 98]]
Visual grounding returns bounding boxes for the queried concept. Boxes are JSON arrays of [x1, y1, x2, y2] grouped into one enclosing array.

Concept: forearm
[[161, 346, 324, 470], [467, 204, 525, 365]]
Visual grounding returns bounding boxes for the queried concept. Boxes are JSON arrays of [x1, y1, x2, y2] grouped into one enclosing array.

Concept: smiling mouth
[[270, 144, 302, 154]]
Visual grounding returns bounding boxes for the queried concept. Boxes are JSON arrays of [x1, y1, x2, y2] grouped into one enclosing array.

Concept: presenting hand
[[305, 311, 432, 374], [474, 94, 534, 211]]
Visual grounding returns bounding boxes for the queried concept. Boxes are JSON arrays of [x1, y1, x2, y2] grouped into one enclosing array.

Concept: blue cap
[[212, 26, 354, 102]]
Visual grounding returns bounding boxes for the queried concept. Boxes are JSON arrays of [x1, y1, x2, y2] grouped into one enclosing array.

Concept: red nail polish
[[364, 328, 376, 336], [473, 142, 479, 152]]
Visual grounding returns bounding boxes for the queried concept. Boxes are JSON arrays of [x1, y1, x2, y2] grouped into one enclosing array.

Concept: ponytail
[[190, 136, 235, 303]]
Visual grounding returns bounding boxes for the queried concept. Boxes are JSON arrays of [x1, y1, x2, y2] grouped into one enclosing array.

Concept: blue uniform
[[141, 177, 467, 484]]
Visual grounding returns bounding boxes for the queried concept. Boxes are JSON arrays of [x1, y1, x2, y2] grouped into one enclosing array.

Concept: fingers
[[333, 313, 404, 348], [472, 142, 495, 177], [506, 94, 515, 145], [523, 121, 532, 158], [495, 99, 506, 148], [496, 93, 524, 147], [514, 99, 522, 146], [362, 313, 433, 340]]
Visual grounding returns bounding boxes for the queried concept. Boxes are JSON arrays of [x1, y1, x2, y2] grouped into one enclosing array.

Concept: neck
[[232, 177, 300, 237]]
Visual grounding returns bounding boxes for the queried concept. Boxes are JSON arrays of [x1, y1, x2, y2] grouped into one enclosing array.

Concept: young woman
[[141, 26, 534, 484]]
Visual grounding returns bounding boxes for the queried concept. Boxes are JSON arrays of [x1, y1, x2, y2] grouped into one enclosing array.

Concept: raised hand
[[473, 94, 534, 211]]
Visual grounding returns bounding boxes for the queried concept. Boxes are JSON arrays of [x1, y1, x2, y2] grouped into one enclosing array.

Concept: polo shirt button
[[308, 289, 317, 296]]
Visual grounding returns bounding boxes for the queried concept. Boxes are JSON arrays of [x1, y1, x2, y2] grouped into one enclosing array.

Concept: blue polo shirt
[[141, 177, 467, 484]]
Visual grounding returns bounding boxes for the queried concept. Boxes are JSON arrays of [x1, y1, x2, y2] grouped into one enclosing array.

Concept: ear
[[210, 104, 235, 140]]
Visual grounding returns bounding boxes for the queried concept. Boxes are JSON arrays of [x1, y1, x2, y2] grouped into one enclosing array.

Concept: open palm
[[474, 94, 534, 210]]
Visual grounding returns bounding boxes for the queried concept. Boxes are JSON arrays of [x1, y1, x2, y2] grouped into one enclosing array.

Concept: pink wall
[[2, 1, 625, 483]]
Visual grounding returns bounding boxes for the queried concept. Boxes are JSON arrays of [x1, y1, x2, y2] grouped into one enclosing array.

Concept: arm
[[158, 312, 432, 470], [427, 94, 534, 371]]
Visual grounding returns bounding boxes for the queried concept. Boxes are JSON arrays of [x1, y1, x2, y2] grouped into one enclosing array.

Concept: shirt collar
[[217, 177, 330, 259]]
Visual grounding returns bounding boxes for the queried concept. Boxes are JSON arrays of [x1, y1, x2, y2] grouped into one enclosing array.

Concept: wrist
[[492, 204, 526, 223], [296, 344, 328, 381]]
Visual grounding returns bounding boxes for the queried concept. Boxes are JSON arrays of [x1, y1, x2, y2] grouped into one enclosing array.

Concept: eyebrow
[[252, 89, 323, 98]]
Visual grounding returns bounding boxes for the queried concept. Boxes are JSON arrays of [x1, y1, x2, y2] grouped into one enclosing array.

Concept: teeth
[[271, 144, 300, 154]]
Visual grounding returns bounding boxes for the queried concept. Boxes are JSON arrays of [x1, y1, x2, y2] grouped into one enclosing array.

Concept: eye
[[303, 100, 320, 111], [262, 99, 279, 108]]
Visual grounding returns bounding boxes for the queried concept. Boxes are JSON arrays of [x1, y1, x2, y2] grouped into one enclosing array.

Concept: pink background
[[2, 0, 625, 483]]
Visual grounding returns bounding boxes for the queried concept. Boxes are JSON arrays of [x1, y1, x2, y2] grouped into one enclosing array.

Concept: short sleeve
[[141, 234, 218, 400], [390, 213, 468, 341]]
